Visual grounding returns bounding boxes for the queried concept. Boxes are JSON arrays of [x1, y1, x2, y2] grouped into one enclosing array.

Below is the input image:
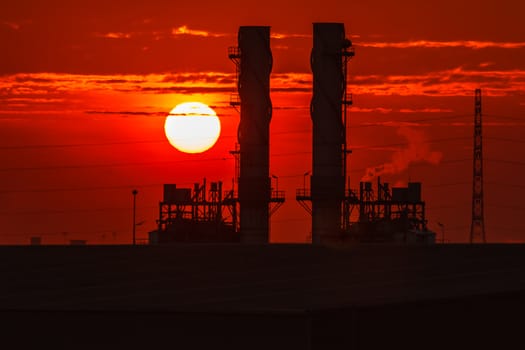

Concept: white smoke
[[361, 127, 443, 181]]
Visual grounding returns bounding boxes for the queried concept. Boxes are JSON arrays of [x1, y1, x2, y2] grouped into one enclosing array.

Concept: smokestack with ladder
[[229, 26, 273, 243], [310, 23, 354, 244]]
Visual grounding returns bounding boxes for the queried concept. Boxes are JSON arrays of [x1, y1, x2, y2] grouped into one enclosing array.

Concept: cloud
[[6, 97, 65, 104], [0, 72, 241, 114], [161, 72, 234, 84], [361, 127, 443, 181], [95, 32, 132, 39], [1, 68, 524, 116], [2, 21, 21, 30], [269, 69, 525, 97], [450, 121, 525, 127], [358, 121, 430, 128], [398, 108, 454, 113], [351, 107, 393, 114], [479, 62, 495, 68], [84, 110, 166, 117], [359, 40, 525, 50], [349, 67, 525, 97], [271, 33, 310, 39], [171, 25, 227, 38]]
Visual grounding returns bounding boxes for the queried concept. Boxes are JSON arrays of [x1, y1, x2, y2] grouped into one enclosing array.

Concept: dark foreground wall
[[312, 290, 525, 349], [2, 244, 525, 349], [2, 290, 524, 349]]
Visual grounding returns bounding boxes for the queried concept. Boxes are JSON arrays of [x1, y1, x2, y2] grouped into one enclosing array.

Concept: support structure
[[345, 180, 433, 243], [148, 180, 239, 244], [307, 23, 354, 244], [228, 26, 277, 243], [470, 89, 486, 243], [132, 189, 138, 245]]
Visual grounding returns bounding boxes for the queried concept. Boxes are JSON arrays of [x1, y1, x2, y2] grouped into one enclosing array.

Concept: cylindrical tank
[[310, 23, 346, 244], [237, 26, 272, 243]]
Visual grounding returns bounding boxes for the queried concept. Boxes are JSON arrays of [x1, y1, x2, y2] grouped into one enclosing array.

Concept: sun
[[164, 102, 221, 154]]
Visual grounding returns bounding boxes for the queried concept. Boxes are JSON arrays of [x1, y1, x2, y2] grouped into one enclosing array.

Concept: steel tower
[[470, 89, 486, 243]]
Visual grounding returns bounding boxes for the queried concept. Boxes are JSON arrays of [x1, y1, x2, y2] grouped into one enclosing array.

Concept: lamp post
[[303, 171, 311, 191], [132, 189, 138, 246], [271, 174, 278, 195], [437, 222, 445, 244]]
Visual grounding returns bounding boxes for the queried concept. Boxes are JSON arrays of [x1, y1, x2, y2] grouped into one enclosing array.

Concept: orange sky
[[1, 0, 525, 244]]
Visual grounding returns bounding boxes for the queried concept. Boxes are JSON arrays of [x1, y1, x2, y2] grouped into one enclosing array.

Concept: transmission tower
[[470, 89, 486, 243]]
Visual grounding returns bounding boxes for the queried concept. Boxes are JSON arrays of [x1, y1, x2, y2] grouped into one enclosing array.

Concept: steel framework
[[470, 89, 486, 243], [148, 180, 239, 244]]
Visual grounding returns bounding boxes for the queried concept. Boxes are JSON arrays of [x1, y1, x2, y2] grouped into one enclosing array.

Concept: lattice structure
[[148, 180, 239, 244], [470, 89, 486, 243]]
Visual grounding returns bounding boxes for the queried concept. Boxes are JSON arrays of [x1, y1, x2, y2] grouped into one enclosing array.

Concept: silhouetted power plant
[[149, 23, 436, 245], [346, 179, 433, 243], [303, 23, 354, 244], [295, 24, 434, 244], [230, 26, 277, 243], [148, 181, 239, 244], [149, 26, 285, 244]]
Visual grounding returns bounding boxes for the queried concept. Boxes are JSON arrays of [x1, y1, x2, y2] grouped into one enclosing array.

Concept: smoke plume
[[361, 127, 443, 181]]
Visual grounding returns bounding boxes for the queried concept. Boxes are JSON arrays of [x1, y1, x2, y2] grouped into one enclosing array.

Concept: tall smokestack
[[237, 26, 272, 243], [310, 23, 347, 244]]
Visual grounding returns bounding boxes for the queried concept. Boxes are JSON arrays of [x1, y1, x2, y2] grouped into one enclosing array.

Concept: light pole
[[437, 222, 445, 244], [303, 171, 311, 191], [271, 174, 278, 195], [132, 189, 138, 246]]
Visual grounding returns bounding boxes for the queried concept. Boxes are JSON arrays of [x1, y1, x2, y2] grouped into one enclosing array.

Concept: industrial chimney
[[230, 26, 273, 243], [310, 23, 353, 244]]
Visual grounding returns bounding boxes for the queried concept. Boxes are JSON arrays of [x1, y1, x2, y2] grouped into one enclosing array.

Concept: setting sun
[[164, 102, 221, 154]]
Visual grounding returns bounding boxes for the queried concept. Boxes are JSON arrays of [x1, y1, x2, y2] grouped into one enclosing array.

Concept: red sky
[[1, 0, 524, 244]]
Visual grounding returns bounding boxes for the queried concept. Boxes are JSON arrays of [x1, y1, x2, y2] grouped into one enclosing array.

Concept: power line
[[486, 159, 525, 166], [0, 205, 158, 216], [0, 114, 477, 152], [349, 113, 472, 129], [485, 181, 525, 189], [351, 136, 469, 150], [0, 157, 233, 172], [485, 136, 525, 144], [0, 228, 130, 237], [485, 226, 525, 234], [426, 182, 470, 188], [0, 135, 474, 172], [0, 139, 164, 150], [0, 183, 168, 194], [486, 204, 525, 210], [484, 114, 525, 122], [0, 129, 315, 151], [426, 205, 468, 210]]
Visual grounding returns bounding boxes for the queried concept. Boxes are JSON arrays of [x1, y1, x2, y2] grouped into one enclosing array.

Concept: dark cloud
[[84, 110, 166, 116]]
